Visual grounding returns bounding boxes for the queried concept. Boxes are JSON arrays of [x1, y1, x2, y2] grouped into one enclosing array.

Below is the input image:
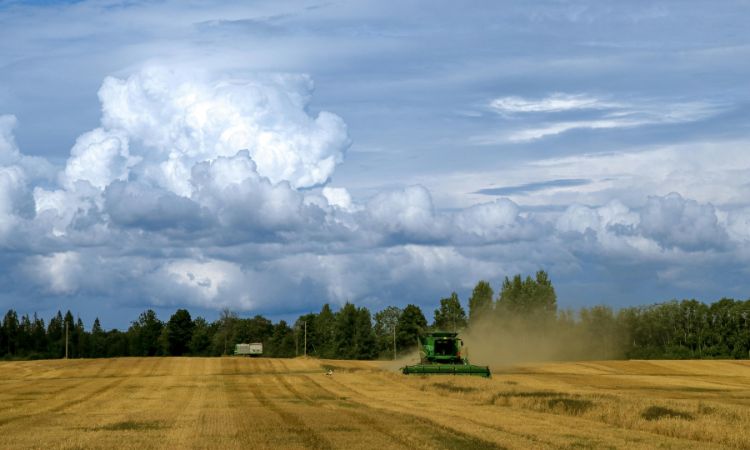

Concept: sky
[[1, 0, 749, 329]]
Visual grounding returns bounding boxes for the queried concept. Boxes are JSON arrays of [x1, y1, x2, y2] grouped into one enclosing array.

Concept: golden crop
[[0, 357, 748, 449]]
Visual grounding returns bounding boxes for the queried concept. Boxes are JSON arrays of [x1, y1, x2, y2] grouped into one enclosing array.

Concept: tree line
[[1, 270, 749, 360]]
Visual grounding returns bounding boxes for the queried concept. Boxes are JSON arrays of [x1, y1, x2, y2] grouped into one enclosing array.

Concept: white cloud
[[639, 192, 727, 251], [190, 151, 308, 233], [365, 185, 443, 240], [726, 208, 750, 243], [0, 115, 21, 166], [556, 194, 728, 256], [0, 165, 27, 239], [63, 128, 137, 190], [26, 251, 82, 294], [95, 66, 350, 193], [451, 199, 535, 243], [1, 65, 749, 317], [322, 186, 354, 210], [489, 93, 616, 114], [162, 259, 254, 309], [483, 93, 724, 143]]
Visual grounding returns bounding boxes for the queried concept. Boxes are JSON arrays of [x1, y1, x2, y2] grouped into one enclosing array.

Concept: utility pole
[[304, 321, 307, 357], [64, 320, 69, 360]]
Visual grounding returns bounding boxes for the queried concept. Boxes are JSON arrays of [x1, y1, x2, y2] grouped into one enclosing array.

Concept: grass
[[641, 406, 694, 421], [0, 358, 749, 449]]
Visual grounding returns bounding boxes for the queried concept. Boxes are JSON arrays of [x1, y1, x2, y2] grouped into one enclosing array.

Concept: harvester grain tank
[[402, 332, 490, 377]]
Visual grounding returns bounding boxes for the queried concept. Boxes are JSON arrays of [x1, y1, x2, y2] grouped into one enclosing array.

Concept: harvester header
[[402, 332, 490, 378]]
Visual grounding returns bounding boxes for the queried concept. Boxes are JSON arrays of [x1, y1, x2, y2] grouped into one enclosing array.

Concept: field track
[[1, 358, 750, 449]]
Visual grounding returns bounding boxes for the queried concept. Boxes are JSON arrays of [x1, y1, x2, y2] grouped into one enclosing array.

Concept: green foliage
[[128, 310, 163, 356], [314, 303, 337, 358], [189, 317, 212, 355], [332, 303, 377, 360], [374, 306, 402, 359], [267, 320, 296, 357], [166, 309, 194, 356], [396, 304, 427, 353], [2, 309, 19, 355], [90, 318, 106, 357], [2, 274, 750, 362], [211, 308, 238, 356], [496, 270, 557, 319], [468, 280, 493, 324], [294, 313, 316, 356], [433, 292, 467, 332]]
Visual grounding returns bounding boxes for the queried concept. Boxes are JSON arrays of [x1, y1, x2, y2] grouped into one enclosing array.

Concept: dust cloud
[[460, 315, 623, 368]]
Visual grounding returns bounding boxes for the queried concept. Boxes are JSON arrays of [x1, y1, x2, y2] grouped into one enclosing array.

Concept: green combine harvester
[[402, 331, 491, 378]]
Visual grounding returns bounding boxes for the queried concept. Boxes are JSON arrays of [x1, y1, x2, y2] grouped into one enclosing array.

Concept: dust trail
[[460, 314, 624, 368], [378, 350, 420, 372]]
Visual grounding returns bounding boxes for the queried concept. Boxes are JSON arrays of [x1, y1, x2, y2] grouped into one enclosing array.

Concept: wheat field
[[1, 357, 749, 449]]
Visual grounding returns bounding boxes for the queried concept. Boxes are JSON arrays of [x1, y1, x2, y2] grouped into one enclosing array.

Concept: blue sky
[[1, 0, 749, 328]]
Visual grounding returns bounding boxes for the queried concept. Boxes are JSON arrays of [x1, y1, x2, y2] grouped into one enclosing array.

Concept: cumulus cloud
[[25, 252, 83, 295], [0, 165, 28, 239], [639, 192, 727, 251], [556, 194, 730, 257], [365, 185, 444, 242], [1, 66, 748, 320], [63, 128, 136, 190], [93, 67, 350, 193], [160, 259, 255, 309], [190, 151, 312, 235], [322, 186, 354, 211]]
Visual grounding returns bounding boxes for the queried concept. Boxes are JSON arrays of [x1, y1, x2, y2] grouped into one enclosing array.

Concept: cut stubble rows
[[1, 358, 749, 449]]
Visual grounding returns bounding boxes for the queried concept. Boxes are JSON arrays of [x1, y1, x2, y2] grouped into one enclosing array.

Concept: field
[[1, 358, 750, 449]]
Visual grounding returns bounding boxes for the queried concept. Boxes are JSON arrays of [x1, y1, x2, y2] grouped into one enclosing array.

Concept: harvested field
[[1, 358, 749, 449]]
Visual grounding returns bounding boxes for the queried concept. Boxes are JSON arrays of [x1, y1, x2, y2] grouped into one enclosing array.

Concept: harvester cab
[[402, 332, 490, 378]]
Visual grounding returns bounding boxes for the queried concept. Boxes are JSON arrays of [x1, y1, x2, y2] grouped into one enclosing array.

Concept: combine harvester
[[402, 331, 491, 378]]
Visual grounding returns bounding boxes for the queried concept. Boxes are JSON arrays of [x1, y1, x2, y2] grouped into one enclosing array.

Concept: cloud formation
[[0, 63, 748, 325], [483, 93, 724, 143]]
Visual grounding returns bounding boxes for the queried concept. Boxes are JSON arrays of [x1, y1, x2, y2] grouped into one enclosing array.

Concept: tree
[[331, 303, 376, 360], [496, 270, 557, 320], [315, 304, 337, 358], [166, 309, 194, 356], [212, 308, 238, 355], [3, 310, 19, 356], [433, 292, 467, 332], [90, 318, 106, 358], [353, 307, 377, 359], [268, 321, 295, 357], [47, 311, 64, 357], [468, 280, 494, 324], [374, 306, 402, 358], [188, 317, 212, 355], [31, 313, 46, 355], [396, 304, 427, 353], [294, 313, 317, 356], [235, 315, 273, 347], [334, 303, 359, 359], [129, 310, 163, 356]]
